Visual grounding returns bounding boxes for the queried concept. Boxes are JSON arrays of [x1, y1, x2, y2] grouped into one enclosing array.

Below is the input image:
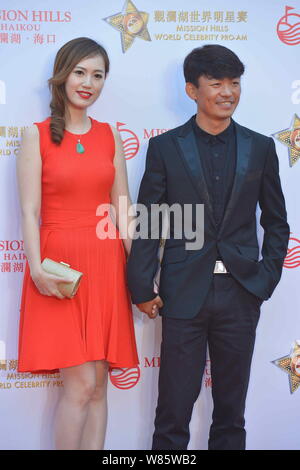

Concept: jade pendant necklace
[[76, 137, 85, 154], [66, 118, 92, 154]]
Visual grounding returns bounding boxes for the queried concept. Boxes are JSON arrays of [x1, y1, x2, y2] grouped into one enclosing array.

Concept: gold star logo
[[272, 114, 300, 167], [103, 0, 151, 53], [272, 341, 300, 393]]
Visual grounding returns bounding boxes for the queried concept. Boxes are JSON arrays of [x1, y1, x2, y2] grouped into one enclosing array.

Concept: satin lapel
[[219, 122, 252, 234], [175, 124, 215, 227]]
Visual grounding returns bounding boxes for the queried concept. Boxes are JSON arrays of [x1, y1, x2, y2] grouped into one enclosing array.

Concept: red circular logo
[[117, 122, 140, 160], [284, 235, 300, 269], [109, 366, 140, 389], [277, 6, 300, 45]]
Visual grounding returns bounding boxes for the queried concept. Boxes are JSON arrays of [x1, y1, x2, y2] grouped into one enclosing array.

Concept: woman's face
[[64, 54, 106, 111]]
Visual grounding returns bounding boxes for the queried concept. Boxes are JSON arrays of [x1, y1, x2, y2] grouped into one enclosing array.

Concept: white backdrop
[[0, 0, 299, 450]]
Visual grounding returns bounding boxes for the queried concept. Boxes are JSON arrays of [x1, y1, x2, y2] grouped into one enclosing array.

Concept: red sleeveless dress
[[18, 117, 138, 373]]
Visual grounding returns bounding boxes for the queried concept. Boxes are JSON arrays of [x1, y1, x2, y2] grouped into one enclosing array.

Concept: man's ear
[[185, 82, 197, 102]]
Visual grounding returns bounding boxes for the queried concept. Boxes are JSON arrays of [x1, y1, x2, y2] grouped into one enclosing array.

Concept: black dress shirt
[[192, 116, 237, 228], [192, 116, 237, 261]]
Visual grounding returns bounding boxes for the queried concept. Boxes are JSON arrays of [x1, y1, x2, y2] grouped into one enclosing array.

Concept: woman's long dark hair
[[48, 37, 109, 144]]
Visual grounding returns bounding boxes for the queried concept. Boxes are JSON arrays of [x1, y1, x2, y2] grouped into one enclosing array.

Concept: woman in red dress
[[16, 37, 138, 450]]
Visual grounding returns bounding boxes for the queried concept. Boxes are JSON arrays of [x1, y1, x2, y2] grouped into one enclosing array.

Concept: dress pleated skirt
[[18, 224, 139, 373]]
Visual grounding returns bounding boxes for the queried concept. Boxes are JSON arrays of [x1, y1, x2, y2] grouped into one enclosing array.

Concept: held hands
[[136, 295, 163, 319], [31, 268, 73, 300]]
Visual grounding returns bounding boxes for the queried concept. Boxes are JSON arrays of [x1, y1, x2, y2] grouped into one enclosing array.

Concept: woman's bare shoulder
[[22, 125, 39, 139]]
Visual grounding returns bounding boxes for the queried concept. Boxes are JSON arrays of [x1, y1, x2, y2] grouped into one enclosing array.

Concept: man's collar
[[192, 115, 234, 143]]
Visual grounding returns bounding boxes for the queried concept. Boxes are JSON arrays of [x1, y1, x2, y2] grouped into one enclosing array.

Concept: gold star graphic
[[272, 114, 300, 167], [272, 341, 300, 394], [103, 0, 151, 53]]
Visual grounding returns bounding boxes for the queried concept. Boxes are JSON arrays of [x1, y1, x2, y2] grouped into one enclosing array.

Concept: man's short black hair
[[183, 44, 245, 86]]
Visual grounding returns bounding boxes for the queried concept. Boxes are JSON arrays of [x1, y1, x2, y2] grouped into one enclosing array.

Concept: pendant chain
[[66, 120, 90, 154]]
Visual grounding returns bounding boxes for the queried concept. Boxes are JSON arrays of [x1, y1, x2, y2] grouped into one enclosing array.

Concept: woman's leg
[[55, 361, 97, 450], [79, 360, 109, 450]]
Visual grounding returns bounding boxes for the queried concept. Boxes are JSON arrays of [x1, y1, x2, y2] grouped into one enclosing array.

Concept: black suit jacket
[[127, 117, 289, 319]]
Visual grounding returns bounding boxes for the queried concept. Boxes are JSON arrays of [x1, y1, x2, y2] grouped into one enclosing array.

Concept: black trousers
[[152, 274, 262, 450]]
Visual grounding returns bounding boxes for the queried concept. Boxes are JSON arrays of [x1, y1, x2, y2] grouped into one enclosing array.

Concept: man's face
[[186, 75, 241, 121]]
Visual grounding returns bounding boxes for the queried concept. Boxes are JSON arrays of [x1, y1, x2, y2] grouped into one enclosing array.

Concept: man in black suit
[[127, 45, 289, 450]]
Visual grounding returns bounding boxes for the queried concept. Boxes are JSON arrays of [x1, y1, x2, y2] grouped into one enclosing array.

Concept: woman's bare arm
[[16, 126, 71, 298], [16, 125, 43, 279], [109, 126, 136, 256]]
